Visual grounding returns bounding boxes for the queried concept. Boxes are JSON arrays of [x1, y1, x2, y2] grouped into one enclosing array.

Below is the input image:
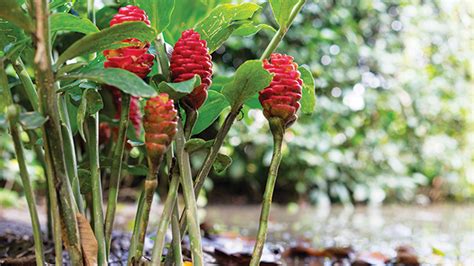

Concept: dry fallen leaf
[[77, 213, 98, 266]]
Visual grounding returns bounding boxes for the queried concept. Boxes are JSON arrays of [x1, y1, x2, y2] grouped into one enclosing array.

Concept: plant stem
[[11, 58, 39, 111], [170, 204, 183, 266], [59, 95, 84, 213], [32, 0, 83, 263], [105, 92, 130, 254], [249, 119, 284, 266], [127, 188, 145, 265], [86, 114, 107, 265], [175, 109, 240, 239], [129, 164, 160, 262], [260, 0, 307, 60], [175, 119, 204, 266], [2, 61, 44, 266], [7, 106, 45, 266], [150, 163, 180, 264], [154, 33, 170, 81]]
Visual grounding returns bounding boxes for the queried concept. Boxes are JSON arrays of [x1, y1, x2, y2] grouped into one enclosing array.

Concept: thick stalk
[[127, 189, 145, 265], [32, 0, 83, 263], [249, 119, 284, 266], [128, 164, 160, 264], [259, 0, 307, 60], [105, 92, 130, 253], [150, 165, 180, 264], [7, 106, 45, 266], [12, 58, 39, 111], [86, 115, 107, 265], [2, 62, 44, 265], [175, 120, 204, 266]]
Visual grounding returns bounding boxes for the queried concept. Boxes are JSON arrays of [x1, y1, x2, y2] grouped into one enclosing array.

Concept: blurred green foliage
[[202, 0, 473, 204]]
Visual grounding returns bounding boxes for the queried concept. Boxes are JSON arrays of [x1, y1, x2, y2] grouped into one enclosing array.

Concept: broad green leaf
[[0, 0, 34, 32], [221, 60, 272, 111], [184, 138, 214, 153], [244, 93, 262, 109], [77, 89, 103, 140], [59, 68, 157, 98], [234, 23, 276, 37], [192, 91, 229, 135], [156, 75, 201, 100], [50, 13, 99, 35], [19, 112, 48, 130], [56, 22, 156, 66], [78, 169, 92, 194], [299, 65, 316, 114], [195, 3, 261, 53], [137, 0, 175, 33], [269, 0, 300, 28], [0, 18, 28, 55], [213, 153, 232, 174], [125, 165, 148, 176]]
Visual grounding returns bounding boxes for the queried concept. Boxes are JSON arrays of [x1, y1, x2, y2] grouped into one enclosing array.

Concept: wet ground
[[1, 202, 473, 265]]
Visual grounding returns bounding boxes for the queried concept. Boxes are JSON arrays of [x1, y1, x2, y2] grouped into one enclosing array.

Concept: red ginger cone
[[103, 5, 155, 139], [259, 53, 303, 128], [144, 93, 178, 164], [170, 29, 213, 110]]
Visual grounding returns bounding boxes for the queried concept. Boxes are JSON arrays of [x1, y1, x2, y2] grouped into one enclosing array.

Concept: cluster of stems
[[1, 0, 306, 265]]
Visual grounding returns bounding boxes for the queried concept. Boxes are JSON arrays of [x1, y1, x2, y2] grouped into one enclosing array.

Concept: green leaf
[[0, 18, 28, 55], [78, 169, 92, 194], [77, 89, 103, 140], [213, 153, 232, 174], [195, 3, 261, 53], [299, 65, 316, 115], [0, 0, 34, 32], [137, 0, 175, 33], [125, 165, 148, 176], [234, 23, 276, 37], [192, 91, 229, 135], [269, 0, 300, 28], [184, 138, 214, 154], [50, 13, 99, 35], [221, 60, 272, 110], [56, 21, 156, 67], [19, 112, 48, 130], [59, 68, 157, 98], [127, 140, 145, 147], [156, 75, 201, 100]]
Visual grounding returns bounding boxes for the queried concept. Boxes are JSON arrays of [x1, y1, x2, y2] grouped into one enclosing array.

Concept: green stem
[[32, 0, 83, 263], [154, 33, 170, 81], [150, 164, 180, 264], [176, 109, 240, 239], [59, 95, 84, 213], [86, 114, 107, 265], [87, 0, 95, 24], [127, 189, 145, 265], [175, 119, 204, 266], [7, 106, 45, 266], [170, 204, 183, 266], [105, 92, 130, 254], [2, 61, 44, 265], [11, 58, 39, 111], [260, 0, 307, 60], [183, 106, 197, 139], [249, 119, 284, 266], [128, 164, 160, 264]]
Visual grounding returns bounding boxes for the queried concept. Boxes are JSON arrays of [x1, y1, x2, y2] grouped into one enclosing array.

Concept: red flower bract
[[110, 5, 150, 27], [259, 53, 303, 128], [170, 29, 213, 110], [103, 5, 154, 141], [144, 93, 178, 162]]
